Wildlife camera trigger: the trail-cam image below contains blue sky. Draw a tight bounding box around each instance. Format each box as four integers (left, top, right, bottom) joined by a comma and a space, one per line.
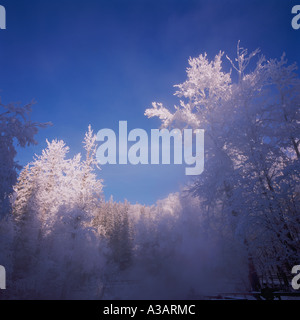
0, 0, 299, 205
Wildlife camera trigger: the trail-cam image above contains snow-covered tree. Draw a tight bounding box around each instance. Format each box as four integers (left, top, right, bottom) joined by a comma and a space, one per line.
145, 42, 300, 289
8, 127, 107, 299
80, 125, 103, 212
13, 126, 103, 227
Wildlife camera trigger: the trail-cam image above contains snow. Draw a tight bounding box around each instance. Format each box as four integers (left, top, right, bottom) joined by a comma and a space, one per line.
0, 43, 299, 299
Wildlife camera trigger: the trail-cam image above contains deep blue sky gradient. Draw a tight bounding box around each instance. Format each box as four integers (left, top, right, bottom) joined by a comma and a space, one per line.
0, 0, 299, 204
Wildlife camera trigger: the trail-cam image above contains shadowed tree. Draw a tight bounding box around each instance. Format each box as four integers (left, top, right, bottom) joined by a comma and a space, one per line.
0, 99, 51, 216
